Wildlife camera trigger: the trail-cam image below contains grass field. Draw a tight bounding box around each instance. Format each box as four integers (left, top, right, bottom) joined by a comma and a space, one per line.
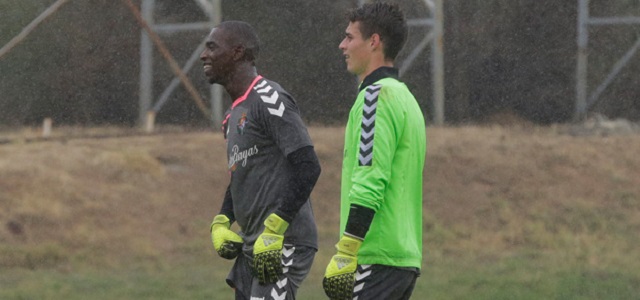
1, 124, 639, 299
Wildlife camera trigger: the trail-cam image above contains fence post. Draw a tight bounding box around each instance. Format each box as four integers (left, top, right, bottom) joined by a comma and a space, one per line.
42, 118, 53, 138
145, 111, 156, 133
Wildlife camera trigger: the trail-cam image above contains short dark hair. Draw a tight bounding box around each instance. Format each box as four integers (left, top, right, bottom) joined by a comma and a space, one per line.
347, 2, 407, 60
217, 21, 260, 62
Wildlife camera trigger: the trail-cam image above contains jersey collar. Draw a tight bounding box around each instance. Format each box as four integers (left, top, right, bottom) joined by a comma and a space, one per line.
231, 75, 264, 109
358, 67, 399, 92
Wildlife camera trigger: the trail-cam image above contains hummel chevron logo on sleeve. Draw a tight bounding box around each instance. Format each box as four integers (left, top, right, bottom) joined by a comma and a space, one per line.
254, 79, 285, 117
256, 85, 272, 94
359, 85, 381, 166
260, 91, 279, 105
255, 80, 268, 89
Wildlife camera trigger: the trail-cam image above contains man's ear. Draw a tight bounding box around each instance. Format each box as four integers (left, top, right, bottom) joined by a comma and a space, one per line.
370, 33, 382, 48
232, 45, 245, 61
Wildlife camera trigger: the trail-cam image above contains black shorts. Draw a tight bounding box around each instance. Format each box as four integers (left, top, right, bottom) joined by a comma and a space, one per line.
226, 244, 316, 300
352, 264, 420, 300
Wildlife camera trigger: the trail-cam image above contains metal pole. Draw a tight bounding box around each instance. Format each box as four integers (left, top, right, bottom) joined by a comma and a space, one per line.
587, 36, 640, 110
588, 16, 640, 26
432, 0, 445, 125
210, 0, 224, 127
400, 31, 435, 77
153, 42, 207, 112
122, 0, 211, 118
138, 0, 154, 126
575, 0, 589, 121
0, 0, 71, 60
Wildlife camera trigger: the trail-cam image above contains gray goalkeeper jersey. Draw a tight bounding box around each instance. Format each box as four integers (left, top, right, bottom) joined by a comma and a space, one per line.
222, 75, 318, 253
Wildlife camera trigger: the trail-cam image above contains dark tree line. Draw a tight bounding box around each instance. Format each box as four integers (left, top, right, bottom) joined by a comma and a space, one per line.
1, 0, 639, 127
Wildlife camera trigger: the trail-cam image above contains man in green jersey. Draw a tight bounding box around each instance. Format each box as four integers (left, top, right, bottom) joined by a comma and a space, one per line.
323, 2, 426, 300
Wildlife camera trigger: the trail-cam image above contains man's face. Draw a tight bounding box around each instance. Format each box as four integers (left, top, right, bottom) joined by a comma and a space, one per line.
339, 21, 371, 77
200, 28, 235, 85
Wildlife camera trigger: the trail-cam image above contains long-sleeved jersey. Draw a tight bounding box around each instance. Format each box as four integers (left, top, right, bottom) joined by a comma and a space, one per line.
340, 67, 426, 269
223, 75, 318, 253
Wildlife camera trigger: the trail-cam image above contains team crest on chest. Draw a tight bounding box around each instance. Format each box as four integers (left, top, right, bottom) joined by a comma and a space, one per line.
237, 112, 248, 135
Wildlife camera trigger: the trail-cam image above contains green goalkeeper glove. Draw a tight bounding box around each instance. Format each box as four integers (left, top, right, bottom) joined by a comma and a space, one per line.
253, 213, 289, 284
323, 235, 363, 300
210, 215, 243, 260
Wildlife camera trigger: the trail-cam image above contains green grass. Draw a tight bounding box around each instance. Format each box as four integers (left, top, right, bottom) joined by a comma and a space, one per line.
2, 255, 639, 300
0, 267, 228, 300
418, 255, 640, 300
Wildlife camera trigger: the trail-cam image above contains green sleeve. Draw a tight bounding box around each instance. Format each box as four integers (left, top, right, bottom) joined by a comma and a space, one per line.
348, 86, 401, 211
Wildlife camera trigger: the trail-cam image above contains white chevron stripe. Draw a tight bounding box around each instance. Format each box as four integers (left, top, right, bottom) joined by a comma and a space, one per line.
277, 277, 288, 289
256, 85, 272, 94
268, 102, 285, 117
367, 84, 382, 91
362, 116, 375, 127
355, 270, 371, 280
365, 90, 380, 101
360, 141, 373, 152
282, 259, 293, 267
283, 247, 295, 257
260, 90, 279, 104
359, 153, 373, 163
353, 282, 365, 293
361, 128, 375, 139
283, 266, 289, 273
361, 265, 372, 270
271, 289, 286, 300
255, 80, 267, 89
363, 102, 377, 114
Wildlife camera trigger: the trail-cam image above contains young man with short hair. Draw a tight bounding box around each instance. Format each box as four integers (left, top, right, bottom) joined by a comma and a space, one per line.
323, 3, 427, 300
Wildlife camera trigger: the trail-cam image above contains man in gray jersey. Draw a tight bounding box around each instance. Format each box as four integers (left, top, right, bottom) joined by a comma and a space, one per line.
201, 21, 321, 300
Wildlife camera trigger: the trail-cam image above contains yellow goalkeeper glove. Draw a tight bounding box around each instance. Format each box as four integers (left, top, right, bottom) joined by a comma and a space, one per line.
253, 213, 289, 284
323, 235, 363, 300
210, 215, 243, 260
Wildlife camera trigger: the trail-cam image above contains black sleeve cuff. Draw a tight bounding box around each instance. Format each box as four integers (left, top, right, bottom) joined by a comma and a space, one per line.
276, 146, 321, 222
219, 184, 235, 224
345, 204, 375, 239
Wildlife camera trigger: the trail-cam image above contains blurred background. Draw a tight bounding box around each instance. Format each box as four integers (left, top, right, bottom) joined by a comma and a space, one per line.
1, 1, 640, 299
1, 0, 639, 129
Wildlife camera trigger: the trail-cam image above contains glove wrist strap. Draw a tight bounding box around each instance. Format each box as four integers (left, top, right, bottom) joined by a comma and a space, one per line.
211, 214, 231, 230
264, 213, 289, 235
336, 235, 363, 256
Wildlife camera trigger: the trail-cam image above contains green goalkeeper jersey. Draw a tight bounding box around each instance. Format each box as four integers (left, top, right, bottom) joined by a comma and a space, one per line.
340, 67, 426, 269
